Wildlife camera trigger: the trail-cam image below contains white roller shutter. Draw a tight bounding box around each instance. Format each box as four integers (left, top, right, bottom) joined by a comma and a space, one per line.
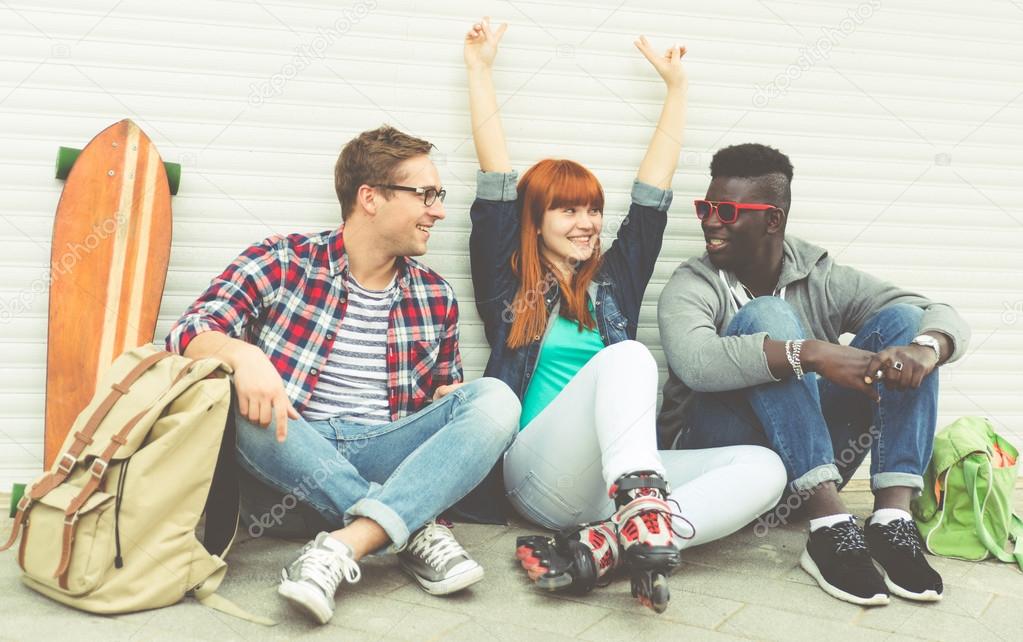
1, 0, 1021, 488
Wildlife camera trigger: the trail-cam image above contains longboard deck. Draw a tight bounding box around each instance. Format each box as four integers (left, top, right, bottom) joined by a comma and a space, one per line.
44, 119, 172, 469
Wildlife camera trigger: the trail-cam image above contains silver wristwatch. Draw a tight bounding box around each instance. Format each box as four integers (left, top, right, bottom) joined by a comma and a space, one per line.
911, 334, 941, 362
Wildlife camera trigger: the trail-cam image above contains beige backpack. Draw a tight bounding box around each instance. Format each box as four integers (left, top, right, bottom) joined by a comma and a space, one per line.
1, 346, 271, 624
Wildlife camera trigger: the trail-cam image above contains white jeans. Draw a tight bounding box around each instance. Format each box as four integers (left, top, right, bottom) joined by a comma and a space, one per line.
504, 340, 787, 548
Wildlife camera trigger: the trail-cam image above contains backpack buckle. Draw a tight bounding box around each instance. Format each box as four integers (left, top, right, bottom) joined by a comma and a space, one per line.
63, 512, 79, 527
57, 453, 77, 474
89, 458, 109, 479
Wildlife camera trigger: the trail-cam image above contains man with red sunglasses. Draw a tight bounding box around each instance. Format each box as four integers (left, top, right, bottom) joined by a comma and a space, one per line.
656, 143, 970, 607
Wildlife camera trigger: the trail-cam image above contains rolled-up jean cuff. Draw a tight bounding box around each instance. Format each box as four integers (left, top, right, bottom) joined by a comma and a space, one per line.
344, 498, 410, 552
791, 464, 842, 492
872, 472, 924, 495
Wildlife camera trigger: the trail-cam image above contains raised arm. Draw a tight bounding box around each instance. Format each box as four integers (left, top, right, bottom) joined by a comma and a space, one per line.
634, 36, 688, 189
465, 17, 512, 172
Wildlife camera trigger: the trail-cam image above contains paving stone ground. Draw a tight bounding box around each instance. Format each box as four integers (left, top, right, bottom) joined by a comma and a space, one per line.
1, 490, 1021, 641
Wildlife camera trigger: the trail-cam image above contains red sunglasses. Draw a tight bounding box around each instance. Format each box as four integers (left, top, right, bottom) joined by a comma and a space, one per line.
694, 200, 778, 224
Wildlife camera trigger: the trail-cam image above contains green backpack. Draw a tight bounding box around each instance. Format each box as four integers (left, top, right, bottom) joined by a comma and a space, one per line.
912, 417, 1023, 571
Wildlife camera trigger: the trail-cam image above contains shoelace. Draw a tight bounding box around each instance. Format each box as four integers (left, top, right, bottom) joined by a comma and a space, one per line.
829, 521, 869, 554
880, 519, 924, 556
409, 522, 468, 570
297, 545, 361, 595
651, 500, 697, 541
612, 497, 696, 542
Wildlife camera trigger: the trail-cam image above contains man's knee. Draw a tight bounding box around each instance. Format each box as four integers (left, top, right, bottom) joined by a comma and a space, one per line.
727, 296, 806, 338
234, 409, 274, 457
460, 377, 520, 447
870, 303, 923, 336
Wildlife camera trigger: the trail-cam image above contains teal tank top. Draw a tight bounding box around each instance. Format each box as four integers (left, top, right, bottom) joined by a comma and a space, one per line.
519, 308, 604, 429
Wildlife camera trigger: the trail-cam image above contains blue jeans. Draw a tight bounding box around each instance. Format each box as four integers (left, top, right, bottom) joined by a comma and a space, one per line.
235, 378, 520, 550
676, 298, 937, 494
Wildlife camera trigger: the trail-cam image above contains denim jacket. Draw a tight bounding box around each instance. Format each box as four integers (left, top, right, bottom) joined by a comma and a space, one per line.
469, 170, 672, 400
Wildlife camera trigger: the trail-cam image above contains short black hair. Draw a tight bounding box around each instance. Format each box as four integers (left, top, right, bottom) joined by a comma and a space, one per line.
710, 143, 793, 213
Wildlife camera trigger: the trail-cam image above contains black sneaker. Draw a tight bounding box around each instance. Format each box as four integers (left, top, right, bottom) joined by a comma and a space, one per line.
865, 517, 943, 602
800, 518, 890, 606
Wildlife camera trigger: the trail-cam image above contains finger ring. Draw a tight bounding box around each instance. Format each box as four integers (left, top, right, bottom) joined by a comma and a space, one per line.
893, 361, 904, 371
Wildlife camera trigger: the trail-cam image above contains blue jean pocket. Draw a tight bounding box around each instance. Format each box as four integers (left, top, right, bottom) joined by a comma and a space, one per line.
506, 471, 582, 530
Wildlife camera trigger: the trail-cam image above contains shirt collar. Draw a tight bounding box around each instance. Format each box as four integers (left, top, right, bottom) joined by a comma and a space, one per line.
327, 226, 348, 277
327, 226, 411, 286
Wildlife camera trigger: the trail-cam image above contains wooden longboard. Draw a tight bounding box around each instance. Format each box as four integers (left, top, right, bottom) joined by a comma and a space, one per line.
44, 119, 173, 469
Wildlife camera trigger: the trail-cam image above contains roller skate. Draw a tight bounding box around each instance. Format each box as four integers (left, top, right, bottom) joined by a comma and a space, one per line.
610, 470, 682, 613
515, 520, 619, 594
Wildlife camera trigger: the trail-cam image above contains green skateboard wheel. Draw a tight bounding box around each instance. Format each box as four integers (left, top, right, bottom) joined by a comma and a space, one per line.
55, 145, 180, 195
55, 146, 81, 180
9, 483, 25, 518
164, 161, 181, 195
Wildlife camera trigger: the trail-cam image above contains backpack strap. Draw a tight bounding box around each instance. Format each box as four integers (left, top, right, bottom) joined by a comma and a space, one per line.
53, 359, 199, 585
192, 562, 276, 626
923, 468, 953, 556
1009, 513, 1023, 570
37, 351, 174, 496
0, 351, 173, 555
964, 458, 1023, 571
54, 406, 148, 585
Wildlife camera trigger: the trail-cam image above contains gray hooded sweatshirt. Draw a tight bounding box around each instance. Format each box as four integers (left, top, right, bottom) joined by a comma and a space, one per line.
656, 235, 971, 447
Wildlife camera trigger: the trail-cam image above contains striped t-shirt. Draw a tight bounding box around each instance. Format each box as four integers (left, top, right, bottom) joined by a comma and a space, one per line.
303, 276, 397, 424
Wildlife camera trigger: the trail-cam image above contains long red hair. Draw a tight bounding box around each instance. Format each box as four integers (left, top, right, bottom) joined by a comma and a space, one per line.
507, 159, 605, 349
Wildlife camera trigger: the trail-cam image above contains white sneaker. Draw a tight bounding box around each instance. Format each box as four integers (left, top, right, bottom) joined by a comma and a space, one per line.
398, 521, 484, 595
278, 532, 361, 624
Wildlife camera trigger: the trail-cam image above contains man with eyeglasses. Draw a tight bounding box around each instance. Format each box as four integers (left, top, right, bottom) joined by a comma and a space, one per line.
165, 125, 519, 624
656, 143, 969, 607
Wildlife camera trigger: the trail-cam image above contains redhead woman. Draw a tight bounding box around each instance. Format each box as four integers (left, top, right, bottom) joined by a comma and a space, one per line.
464, 17, 787, 612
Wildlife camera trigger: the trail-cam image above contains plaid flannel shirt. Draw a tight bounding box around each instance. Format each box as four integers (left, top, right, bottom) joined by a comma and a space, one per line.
165, 228, 462, 420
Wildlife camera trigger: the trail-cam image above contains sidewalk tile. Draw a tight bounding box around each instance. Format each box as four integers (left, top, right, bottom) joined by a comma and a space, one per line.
578, 610, 748, 641
721, 604, 922, 642
385, 561, 609, 637
952, 559, 1023, 597
927, 584, 995, 617
780, 564, 816, 586
536, 577, 744, 630
684, 538, 800, 580
442, 618, 576, 642
0, 612, 144, 641
364, 603, 471, 640
678, 561, 862, 623
979, 594, 1023, 633
855, 595, 1006, 642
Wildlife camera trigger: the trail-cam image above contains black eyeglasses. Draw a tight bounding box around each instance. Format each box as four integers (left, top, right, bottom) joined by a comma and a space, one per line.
374, 184, 446, 207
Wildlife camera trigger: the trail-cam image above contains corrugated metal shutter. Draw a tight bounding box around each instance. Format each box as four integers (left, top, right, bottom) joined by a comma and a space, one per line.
1, 0, 1021, 488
